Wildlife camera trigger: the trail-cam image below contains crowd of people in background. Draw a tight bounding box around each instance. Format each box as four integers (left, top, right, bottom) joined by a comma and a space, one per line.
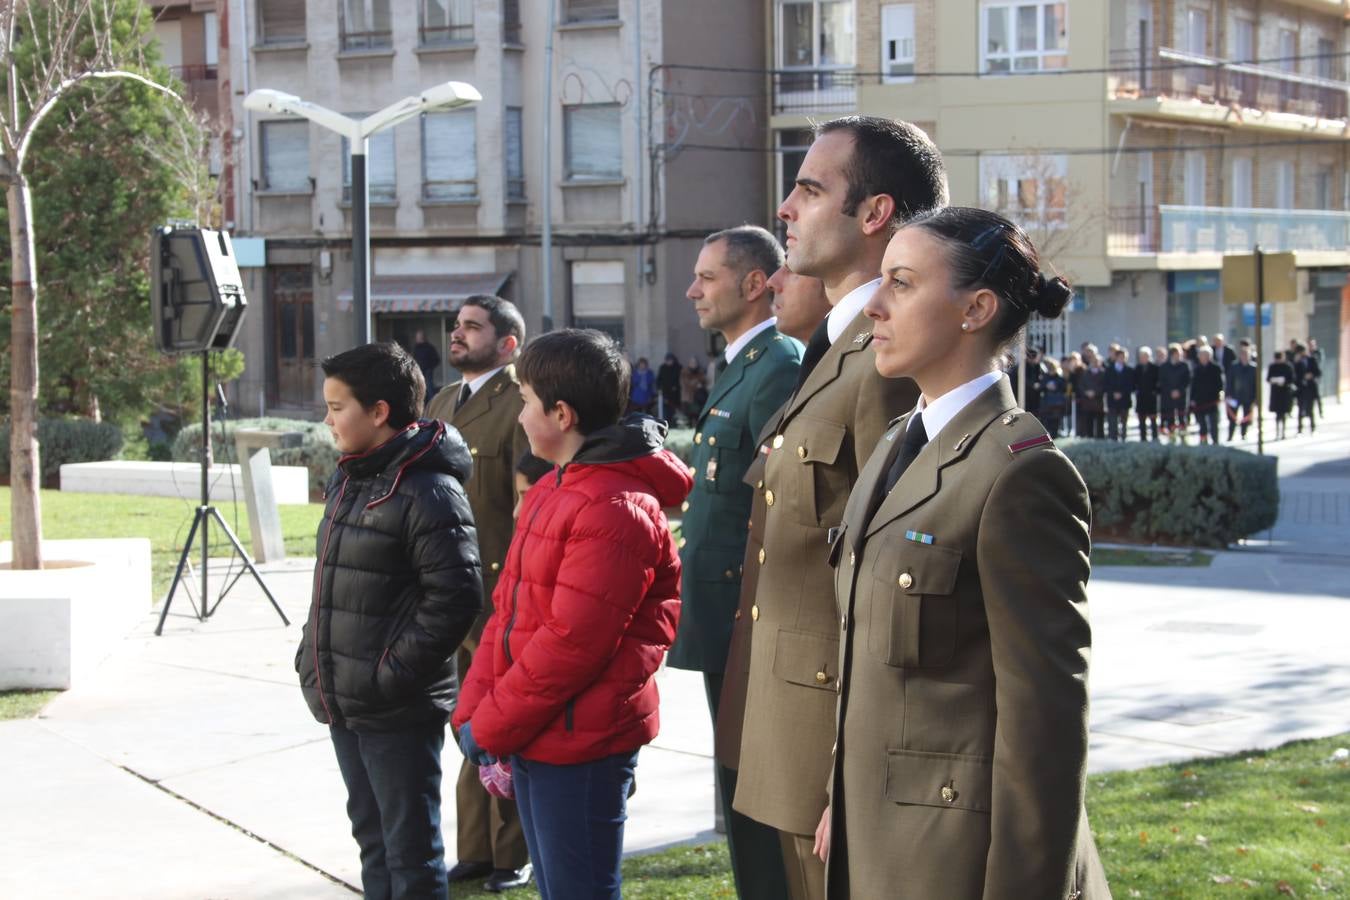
1015, 333, 1325, 445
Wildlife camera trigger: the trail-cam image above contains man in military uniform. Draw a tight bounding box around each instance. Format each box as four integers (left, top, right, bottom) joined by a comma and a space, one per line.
723, 116, 947, 900
667, 225, 803, 900
425, 295, 533, 893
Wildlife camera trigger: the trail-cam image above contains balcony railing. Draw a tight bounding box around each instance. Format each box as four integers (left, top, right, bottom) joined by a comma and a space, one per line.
772, 68, 859, 115
1109, 205, 1350, 255
171, 64, 218, 82
420, 23, 474, 46
1109, 46, 1349, 121
340, 29, 393, 51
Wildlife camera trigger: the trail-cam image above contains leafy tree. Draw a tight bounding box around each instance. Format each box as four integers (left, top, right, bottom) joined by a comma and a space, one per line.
1, 0, 212, 568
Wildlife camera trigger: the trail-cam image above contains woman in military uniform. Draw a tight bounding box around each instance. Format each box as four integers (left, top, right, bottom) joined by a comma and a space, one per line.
818, 207, 1110, 899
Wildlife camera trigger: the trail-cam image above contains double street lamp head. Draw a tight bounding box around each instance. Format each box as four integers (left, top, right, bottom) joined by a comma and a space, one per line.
242, 82, 482, 139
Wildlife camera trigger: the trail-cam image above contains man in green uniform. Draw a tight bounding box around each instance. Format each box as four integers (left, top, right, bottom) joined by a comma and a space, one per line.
667, 225, 803, 899
425, 295, 533, 893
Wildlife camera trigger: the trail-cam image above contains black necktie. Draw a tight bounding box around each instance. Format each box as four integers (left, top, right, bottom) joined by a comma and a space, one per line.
883, 411, 929, 495
455, 383, 472, 412
716, 356, 729, 375
793, 320, 832, 392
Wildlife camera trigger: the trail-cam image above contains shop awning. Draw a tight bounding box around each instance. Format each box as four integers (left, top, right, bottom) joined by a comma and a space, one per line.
337, 272, 513, 313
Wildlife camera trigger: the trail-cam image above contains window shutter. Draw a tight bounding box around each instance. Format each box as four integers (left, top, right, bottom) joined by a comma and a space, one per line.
423, 110, 478, 200
263, 121, 309, 191
565, 0, 619, 24
505, 107, 525, 199
260, 0, 305, 43
565, 105, 622, 181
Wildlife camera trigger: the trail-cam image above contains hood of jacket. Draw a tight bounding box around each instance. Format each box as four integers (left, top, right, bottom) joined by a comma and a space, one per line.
563, 414, 691, 508
338, 419, 472, 484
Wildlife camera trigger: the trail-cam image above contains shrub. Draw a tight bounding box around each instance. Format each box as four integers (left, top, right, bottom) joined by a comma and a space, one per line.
173, 417, 337, 496
0, 417, 124, 481
665, 428, 695, 466
1060, 439, 1279, 548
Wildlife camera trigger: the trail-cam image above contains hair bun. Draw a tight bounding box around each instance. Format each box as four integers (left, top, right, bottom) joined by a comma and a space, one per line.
1032, 274, 1073, 319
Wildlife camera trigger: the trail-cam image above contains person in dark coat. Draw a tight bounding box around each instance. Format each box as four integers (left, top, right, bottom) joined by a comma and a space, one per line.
1133, 346, 1160, 441
1267, 350, 1296, 440
412, 329, 442, 396
1039, 358, 1068, 437
1225, 345, 1258, 441
1158, 343, 1192, 443
1309, 338, 1325, 417
302, 342, 484, 900
657, 352, 683, 422
1075, 347, 1106, 438
1104, 347, 1135, 441
1190, 346, 1225, 444
1294, 344, 1321, 435
1020, 346, 1047, 417
1211, 333, 1237, 371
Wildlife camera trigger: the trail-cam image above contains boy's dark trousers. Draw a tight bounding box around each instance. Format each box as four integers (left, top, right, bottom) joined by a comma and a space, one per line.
331, 722, 448, 900
511, 750, 640, 900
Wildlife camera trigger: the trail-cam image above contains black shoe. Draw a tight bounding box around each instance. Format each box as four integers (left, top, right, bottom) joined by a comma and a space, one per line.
484, 864, 533, 892
448, 861, 493, 882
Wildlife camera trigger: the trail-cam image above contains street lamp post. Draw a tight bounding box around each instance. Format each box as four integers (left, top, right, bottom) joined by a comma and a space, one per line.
244, 82, 482, 345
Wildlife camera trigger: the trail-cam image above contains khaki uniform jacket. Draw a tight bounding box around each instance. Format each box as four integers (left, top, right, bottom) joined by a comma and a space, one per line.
825, 377, 1110, 900
725, 311, 919, 836
426, 366, 528, 644
668, 326, 802, 674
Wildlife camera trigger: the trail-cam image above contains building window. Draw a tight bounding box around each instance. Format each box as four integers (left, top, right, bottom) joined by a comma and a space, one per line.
421, 0, 473, 45
881, 4, 916, 83
564, 0, 619, 24
258, 0, 305, 45
777, 0, 855, 69
1230, 157, 1252, 208
1183, 150, 1206, 207
1182, 7, 1208, 57
979, 154, 1068, 228
564, 104, 622, 182
422, 110, 477, 200
1313, 168, 1333, 209
341, 0, 392, 50
261, 121, 310, 192
981, 1, 1067, 73
341, 128, 397, 203
570, 261, 626, 342
1315, 37, 1335, 80
1274, 160, 1294, 209
503, 0, 522, 43
204, 12, 219, 67
1229, 16, 1254, 62
505, 107, 525, 200
775, 129, 812, 235
1277, 28, 1297, 73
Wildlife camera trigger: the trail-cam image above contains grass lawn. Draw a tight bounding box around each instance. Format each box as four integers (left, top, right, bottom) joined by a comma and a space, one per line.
0, 487, 325, 600
1093, 547, 1214, 567
0, 690, 58, 720
455, 734, 1347, 899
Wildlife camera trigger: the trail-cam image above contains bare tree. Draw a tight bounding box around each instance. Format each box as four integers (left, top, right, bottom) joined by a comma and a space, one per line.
1, 0, 188, 569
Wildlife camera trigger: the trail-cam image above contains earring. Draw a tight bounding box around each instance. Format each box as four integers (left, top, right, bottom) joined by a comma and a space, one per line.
961, 322, 970, 332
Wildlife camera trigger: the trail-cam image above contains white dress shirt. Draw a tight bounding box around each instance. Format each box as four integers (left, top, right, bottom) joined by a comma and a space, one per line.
827, 277, 882, 345
723, 317, 778, 364
910, 371, 1006, 441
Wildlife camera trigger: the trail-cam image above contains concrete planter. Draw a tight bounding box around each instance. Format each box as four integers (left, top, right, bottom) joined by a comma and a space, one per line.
0, 539, 152, 690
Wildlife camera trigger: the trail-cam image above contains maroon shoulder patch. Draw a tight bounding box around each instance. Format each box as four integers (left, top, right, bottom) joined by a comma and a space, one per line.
1008, 434, 1053, 455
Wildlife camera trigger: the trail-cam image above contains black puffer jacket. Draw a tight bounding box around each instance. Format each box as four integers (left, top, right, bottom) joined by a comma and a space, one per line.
298, 420, 483, 732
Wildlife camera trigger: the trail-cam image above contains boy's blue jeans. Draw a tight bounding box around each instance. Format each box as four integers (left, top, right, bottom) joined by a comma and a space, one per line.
512, 750, 640, 900
330, 722, 448, 900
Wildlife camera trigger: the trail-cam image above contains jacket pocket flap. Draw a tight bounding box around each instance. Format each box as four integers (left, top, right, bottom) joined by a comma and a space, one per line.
873, 541, 962, 595
884, 748, 992, 812
468, 434, 505, 458
701, 423, 744, 450
771, 627, 840, 690
794, 416, 846, 464
692, 546, 745, 584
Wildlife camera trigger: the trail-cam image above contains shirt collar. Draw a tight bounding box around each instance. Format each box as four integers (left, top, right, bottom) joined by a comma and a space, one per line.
827, 277, 881, 345
466, 365, 506, 398
723, 317, 776, 364
911, 371, 1005, 442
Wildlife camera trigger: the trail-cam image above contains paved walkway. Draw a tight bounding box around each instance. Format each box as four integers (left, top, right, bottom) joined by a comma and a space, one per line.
2, 403, 1347, 898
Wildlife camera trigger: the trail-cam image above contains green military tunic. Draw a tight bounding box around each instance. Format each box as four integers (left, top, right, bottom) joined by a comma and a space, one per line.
667, 324, 802, 673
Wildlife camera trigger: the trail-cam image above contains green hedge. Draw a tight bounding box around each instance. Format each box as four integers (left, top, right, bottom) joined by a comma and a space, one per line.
0, 417, 124, 481
1061, 439, 1279, 548
172, 417, 338, 497
665, 428, 696, 466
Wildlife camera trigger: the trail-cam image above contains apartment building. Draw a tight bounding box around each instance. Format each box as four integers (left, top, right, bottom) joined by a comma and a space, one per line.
150, 0, 221, 121
766, 0, 1349, 393
206, 0, 765, 414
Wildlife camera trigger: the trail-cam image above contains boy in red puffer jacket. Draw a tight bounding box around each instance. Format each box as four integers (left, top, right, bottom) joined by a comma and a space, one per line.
453, 329, 692, 900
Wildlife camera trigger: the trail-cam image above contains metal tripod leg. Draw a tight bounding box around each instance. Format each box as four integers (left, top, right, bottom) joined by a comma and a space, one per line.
155, 506, 209, 636
203, 506, 290, 626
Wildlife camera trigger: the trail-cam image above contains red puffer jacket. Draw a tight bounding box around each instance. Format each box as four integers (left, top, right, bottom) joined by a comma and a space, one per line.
453, 416, 692, 765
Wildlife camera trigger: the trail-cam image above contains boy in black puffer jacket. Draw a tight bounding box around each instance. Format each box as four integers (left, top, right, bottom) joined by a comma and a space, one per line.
299, 341, 483, 900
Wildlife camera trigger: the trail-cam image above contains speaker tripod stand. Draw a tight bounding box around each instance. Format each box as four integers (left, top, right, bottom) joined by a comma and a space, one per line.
155, 352, 290, 636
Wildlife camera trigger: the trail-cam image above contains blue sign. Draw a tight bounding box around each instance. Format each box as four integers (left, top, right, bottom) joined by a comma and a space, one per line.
1241, 303, 1272, 327
1168, 270, 1222, 294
